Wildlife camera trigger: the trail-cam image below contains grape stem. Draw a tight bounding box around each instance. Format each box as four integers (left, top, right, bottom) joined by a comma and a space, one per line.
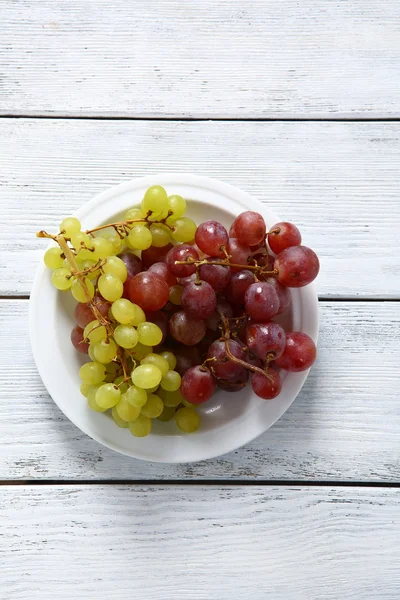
174, 256, 277, 277
220, 315, 274, 382
37, 230, 111, 328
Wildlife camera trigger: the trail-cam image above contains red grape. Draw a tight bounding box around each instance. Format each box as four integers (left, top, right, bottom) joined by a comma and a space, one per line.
181, 280, 217, 319
252, 368, 282, 400
207, 339, 246, 380
274, 246, 320, 288
141, 243, 173, 269
218, 368, 249, 392
226, 269, 255, 306
233, 211, 266, 247
145, 310, 168, 343
198, 259, 231, 292
74, 296, 110, 328
178, 273, 197, 287
252, 252, 275, 271
245, 351, 263, 369
206, 299, 234, 331
195, 220, 229, 257
125, 271, 169, 311
265, 277, 291, 314
229, 222, 237, 237
148, 261, 177, 287
227, 238, 252, 272
166, 244, 199, 277
244, 281, 280, 321
181, 366, 216, 404
174, 345, 202, 375
118, 251, 143, 276
275, 332, 316, 372
74, 303, 94, 329
246, 322, 286, 359
71, 325, 89, 354
268, 222, 301, 255
169, 310, 206, 345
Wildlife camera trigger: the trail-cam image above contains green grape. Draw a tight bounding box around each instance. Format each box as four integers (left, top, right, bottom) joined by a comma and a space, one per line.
76, 259, 99, 280
141, 393, 163, 418
130, 304, 146, 326
159, 351, 176, 371
169, 284, 183, 305
106, 361, 120, 377
126, 385, 147, 408
160, 370, 181, 392
137, 322, 163, 346
103, 256, 128, 282
114, 376, 129, 394
129, 415, 152, 437
182, 398, 197, 408
131, 364, 162, 389
125, 207, 145, 222
60, 216, 81, 237
129, 342, 153, 361
88, 386, 107, 412
114, 324, 139, 349
128, 224, 152, 250
44, 247, 64, 270
141, 353, 169, 377
83, 320, 107, 344
129, 414, 152, 437
166, 195, 187, 222
80, 361, 106, 385
88, 344, 96, 361
51, 268, 72, 291
93, 338, 117, 364
102, 232, 123, 254
76, 247, 95, 261
146, 384, 160, 393
71, 277, 94, 303
175, 407, 200, 433
98, 273, 123, 302
158, 387, 183, 408
116, 394, 141, 422
171, 217, 197, 243
80, 382, 94, 397
92, 237, 114, 259
157, 405, 177, 422
71, 231, 92, 250
111, 298, 136, 324
95, 383, 121, 409
141, 185, 169, 220
150, 223, 171, 248
111, 405, 130, 428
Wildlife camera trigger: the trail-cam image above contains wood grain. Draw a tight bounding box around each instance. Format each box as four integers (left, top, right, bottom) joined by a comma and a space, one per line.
1, 1, 400, 118
1, 118, 400, 298
2, 484, 400, 599
1, 299, 399, 481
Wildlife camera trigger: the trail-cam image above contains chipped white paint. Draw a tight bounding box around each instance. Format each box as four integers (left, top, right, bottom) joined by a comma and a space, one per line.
1, 119, 399, 298
1, 1, 400, 117
1, 300, 399, 481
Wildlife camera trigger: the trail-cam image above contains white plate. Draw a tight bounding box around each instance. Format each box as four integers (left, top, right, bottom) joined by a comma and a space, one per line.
30, 174, 319, 463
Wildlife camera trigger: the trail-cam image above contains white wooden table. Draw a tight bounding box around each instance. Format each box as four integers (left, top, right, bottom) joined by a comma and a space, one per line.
1, 2, 400, 598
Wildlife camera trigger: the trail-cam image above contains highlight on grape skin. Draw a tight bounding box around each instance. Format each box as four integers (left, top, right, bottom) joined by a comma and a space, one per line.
37, 184, 319, 438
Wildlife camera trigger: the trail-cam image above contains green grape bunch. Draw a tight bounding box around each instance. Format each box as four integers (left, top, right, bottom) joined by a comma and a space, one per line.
38, 185, 201, 437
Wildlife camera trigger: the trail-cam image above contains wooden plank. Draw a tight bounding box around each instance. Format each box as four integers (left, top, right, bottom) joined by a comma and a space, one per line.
1, 1, 400, 118
1, 118, 400, 298
2, 484, 400, 599
1, 299, 399, 481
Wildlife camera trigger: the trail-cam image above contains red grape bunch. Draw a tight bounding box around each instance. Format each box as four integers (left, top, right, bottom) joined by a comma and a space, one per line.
38, 185, 319, 438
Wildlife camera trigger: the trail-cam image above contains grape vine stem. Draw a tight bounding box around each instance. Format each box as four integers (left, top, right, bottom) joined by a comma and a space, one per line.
220, 315, 273, 382
175, 256, 278, 277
